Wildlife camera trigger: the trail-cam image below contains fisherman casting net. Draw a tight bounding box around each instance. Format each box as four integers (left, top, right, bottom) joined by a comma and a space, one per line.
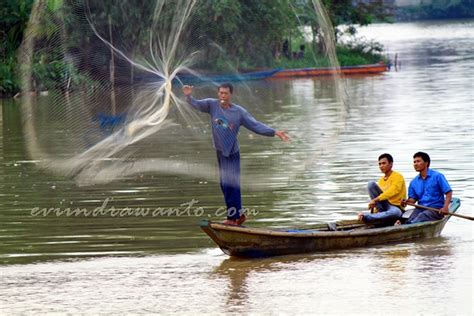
18, 0, 346, 187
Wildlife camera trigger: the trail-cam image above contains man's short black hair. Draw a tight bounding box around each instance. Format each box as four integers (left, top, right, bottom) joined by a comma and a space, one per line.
413, 151, 430, 167
378, 153, 393, 163
218, 83, 233, 94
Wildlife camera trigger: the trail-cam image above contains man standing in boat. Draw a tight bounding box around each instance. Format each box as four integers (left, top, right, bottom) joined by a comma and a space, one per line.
182, 83, 290, 226
400, 152, 452, 224
358, 153, 406, 225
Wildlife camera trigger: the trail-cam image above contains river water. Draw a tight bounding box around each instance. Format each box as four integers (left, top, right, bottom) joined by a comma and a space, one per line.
1, 20, 473, 314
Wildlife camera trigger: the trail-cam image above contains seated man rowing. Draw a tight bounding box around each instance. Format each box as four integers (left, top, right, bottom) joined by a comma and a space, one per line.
358, 153, 406, 226
398, 152, 452, 224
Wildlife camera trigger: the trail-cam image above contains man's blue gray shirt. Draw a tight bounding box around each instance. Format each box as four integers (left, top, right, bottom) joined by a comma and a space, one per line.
186, 96, 275, 157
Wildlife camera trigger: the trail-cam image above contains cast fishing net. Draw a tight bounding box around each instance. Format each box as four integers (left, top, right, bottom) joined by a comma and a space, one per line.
18, 0, 346, 187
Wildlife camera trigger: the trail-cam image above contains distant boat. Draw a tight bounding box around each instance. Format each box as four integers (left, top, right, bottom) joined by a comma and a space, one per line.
200, 197, 461, 258
271, 62, 388, 78
176, 68, 282, 83
135, 63, 387, 84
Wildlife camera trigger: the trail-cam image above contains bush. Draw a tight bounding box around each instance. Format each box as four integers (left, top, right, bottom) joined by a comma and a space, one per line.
275, 41, 385, 69
336, 43, 385, 66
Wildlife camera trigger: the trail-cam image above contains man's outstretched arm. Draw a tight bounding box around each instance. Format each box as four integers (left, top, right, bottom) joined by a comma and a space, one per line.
182, 85, 210, 113
241, 110, 290, 142
275, 130, 290, 142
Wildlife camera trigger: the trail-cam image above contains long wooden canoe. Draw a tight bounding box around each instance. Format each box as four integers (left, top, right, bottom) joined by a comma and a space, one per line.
200, 198, 461, 258
176, 68, 282, 83
270, 62, 388, 78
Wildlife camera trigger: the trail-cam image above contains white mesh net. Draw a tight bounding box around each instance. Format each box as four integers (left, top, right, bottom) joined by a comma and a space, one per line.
18, 0, 345, 186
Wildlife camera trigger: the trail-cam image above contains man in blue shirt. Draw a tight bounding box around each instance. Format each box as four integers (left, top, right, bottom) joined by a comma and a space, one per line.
402, 152, 452, 224
183, 83, 290, 225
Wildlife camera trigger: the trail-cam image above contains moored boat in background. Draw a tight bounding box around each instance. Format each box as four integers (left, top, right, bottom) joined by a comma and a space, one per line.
176, 68, 282, 83
136, 63, 388, 84
271, 62, 388, 78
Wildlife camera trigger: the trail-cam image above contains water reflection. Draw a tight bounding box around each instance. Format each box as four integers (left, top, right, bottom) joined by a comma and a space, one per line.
208, 237, 462, 314
0, 237, 470, 314
213, 254, 322, 308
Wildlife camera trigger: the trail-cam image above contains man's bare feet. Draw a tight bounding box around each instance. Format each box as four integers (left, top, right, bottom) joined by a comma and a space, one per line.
223, 214, 246, 226
358, 213, 365, 222
236, 214, 246, 225
223, 219, 239, 226
394, 220, 402, 226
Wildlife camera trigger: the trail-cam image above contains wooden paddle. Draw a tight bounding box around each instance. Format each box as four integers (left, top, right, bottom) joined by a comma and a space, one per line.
406, 202, 474, 221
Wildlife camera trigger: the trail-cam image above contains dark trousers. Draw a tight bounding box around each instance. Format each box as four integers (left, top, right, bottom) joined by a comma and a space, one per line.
406, 207, 444, 224
216, 151, 242, 220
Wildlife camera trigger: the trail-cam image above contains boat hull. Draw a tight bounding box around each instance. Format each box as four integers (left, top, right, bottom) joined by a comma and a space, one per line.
200, 198, 460, 258
271, 63, 388, 78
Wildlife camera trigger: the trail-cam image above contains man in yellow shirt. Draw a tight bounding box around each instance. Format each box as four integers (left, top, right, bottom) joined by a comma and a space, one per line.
358, 153, 406, 225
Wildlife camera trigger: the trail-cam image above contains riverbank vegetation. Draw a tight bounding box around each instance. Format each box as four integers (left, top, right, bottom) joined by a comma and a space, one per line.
273, 38, 385, 70
1, 0, 390, 98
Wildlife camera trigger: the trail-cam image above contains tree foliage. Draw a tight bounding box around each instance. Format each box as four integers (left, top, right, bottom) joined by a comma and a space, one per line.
0, 0, 34, 96
396, 0, 474, 20
189, 0, 299, 69
0, 0, 34, 57
1, 0, 392, 96
322, 0, 392, 27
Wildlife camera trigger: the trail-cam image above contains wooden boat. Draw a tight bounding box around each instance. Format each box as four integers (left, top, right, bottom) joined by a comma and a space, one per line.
270, 62, 388, 78
200, 197, 461, 258
176, 68, 282, 83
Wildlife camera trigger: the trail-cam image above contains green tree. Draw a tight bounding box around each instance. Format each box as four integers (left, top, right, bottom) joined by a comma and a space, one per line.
2, 0, 391, 97
323, 0, 391, 27
189, 0, 299, 69
0, 0, 34, 57
0, 0, 34, 96
397, 0, 474, 20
